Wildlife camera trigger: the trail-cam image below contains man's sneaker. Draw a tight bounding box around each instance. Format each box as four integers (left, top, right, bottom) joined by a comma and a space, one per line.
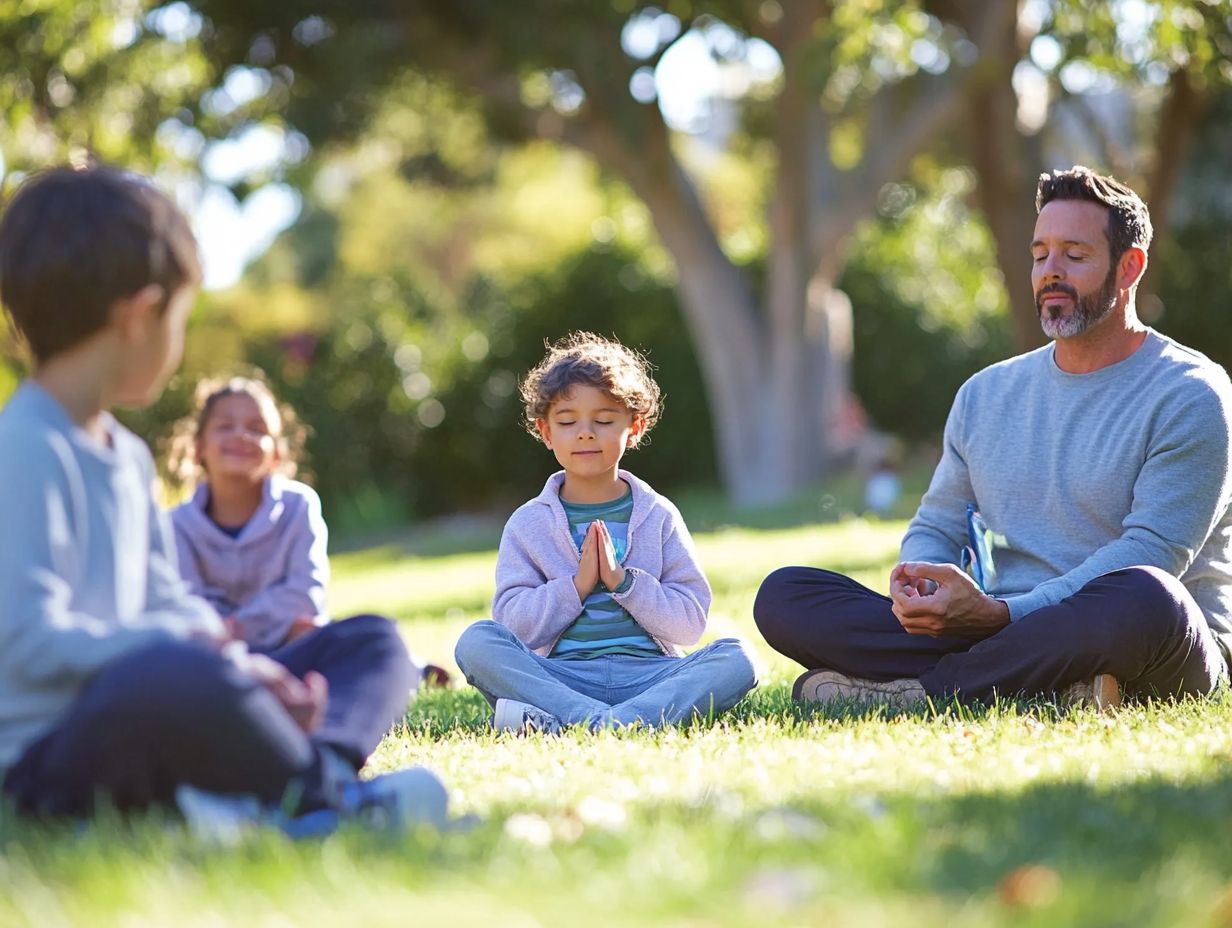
1064, 673, 1122, 711
493, 698, 563, 735
792, 669, 927, 708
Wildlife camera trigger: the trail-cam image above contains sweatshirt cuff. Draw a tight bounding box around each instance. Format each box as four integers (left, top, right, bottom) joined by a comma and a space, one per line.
1001, 590, 1056, 623
613, 568, 635, 594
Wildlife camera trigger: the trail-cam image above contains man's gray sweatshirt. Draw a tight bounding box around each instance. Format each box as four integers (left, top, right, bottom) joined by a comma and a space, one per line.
901, 330, 1232, 647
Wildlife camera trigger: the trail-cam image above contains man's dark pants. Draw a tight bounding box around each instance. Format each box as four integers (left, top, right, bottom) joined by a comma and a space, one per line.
754, 566, 1226, 700
1, 614, 416, 817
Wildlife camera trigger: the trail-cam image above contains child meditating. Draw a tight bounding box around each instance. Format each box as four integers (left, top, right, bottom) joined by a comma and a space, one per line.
455, 332, 757, 732
0, 165, 446, 834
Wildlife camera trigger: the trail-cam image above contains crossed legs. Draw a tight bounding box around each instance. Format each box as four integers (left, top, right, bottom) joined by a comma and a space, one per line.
455, 620, 758, 728
753, 565, 1226, 702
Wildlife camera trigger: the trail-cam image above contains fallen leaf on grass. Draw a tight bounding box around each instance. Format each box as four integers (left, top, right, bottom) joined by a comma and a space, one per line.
997, 863, 1061, 908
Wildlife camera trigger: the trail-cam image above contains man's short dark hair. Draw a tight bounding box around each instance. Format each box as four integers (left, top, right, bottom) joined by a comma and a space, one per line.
1036, 165, 1153, 263
0, 165, 201, 363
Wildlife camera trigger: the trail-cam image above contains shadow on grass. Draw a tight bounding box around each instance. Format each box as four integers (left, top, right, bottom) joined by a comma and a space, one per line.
5, 683, 1232, 927
404, 680, 1072, 737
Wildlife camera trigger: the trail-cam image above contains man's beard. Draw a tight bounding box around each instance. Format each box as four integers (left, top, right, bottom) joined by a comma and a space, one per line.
1036, 266, 1118, 339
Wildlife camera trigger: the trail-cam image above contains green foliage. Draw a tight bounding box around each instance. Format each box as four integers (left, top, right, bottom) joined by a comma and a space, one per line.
1151, 89, 1232, 373
416, 244, 715, 513
0, 0, 214, 182
843, 168, 1013, 438
1153, 223, 1232, 374
1050, 0, 1232, 83
239, 243, 713, 528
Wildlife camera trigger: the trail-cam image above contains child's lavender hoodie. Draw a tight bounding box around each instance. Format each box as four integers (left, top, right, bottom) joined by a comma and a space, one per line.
170, 475, 329, 651
493, 469, 711, 657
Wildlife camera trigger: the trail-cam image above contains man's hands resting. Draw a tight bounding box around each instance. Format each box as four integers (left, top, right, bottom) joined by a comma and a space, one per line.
889, 561, 1010, 638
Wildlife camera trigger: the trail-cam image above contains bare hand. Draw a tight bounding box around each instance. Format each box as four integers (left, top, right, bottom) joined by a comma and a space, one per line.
241, 653, 329, 733
574, 521, 601, 600
889, 561, 1009, 638
284, 616, 318, 643
595, 520, 626, 592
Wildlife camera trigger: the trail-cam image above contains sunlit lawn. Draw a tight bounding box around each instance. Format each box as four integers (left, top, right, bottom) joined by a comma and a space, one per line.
4, 493, 1232, 927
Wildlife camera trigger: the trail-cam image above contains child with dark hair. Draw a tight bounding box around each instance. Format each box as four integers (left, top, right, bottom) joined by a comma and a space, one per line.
454, 332, 757, 733
0, 165, 447, 833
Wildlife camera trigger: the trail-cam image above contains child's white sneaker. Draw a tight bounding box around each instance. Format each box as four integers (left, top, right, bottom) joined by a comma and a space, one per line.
493, 698, 562, 735
175, 785, 263, 844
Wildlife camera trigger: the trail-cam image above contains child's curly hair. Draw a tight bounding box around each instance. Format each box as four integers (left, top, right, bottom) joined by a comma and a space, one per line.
167, 372, 308, 491
520, 332, 662, 447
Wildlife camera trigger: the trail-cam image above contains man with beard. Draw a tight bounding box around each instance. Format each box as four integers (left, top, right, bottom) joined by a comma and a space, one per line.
754, 166, 1232, 707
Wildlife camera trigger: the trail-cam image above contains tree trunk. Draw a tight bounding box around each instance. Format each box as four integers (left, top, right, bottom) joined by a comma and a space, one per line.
574, 83, 854, 505
565, 5, 981, 505
960, 0, 1045, 353
639, 167, 854, 506
1140, 67, 1210, 304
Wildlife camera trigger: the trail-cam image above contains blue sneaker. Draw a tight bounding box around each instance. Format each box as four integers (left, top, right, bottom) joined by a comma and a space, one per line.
280, 766, 451, 838
340, 766, 450, 829
179, 767, 450, 841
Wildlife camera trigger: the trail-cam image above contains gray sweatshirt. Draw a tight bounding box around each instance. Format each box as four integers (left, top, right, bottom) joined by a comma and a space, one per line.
170, 476, 330, 651
901, 330, 1232, 645
0, 382, 221, 772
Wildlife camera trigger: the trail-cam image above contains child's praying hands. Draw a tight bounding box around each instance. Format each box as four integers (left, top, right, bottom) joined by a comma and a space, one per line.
595, 520, 626, 592
573, 521, 601, 600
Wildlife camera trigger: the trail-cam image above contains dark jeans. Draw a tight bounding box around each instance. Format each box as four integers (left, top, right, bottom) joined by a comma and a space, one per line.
2, 614, 416, 817
754, 565, 1226, 702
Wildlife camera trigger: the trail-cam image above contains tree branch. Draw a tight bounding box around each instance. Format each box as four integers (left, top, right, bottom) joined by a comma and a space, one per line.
1145, 66, 1210, 239
805, 0, 1012, 270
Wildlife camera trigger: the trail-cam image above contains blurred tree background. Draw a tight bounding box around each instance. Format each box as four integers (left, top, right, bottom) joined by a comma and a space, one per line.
1, 0, 1229, 533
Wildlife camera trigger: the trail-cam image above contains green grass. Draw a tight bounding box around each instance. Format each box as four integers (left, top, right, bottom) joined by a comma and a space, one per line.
5, 509, 1232, 928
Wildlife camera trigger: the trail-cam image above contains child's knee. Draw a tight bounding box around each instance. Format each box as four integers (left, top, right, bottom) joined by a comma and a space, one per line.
453, 620, 508, 675
331, 612, 398, 640
706, 637, 760, 691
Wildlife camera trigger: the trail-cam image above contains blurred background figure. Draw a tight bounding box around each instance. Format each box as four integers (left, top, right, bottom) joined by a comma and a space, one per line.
864, 458, 902, 519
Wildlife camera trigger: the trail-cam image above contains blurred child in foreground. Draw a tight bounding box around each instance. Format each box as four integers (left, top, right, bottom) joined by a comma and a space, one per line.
0, 165, 446, 833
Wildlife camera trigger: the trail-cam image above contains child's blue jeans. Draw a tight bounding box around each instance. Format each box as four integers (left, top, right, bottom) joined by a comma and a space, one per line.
454, 619, 758, 727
